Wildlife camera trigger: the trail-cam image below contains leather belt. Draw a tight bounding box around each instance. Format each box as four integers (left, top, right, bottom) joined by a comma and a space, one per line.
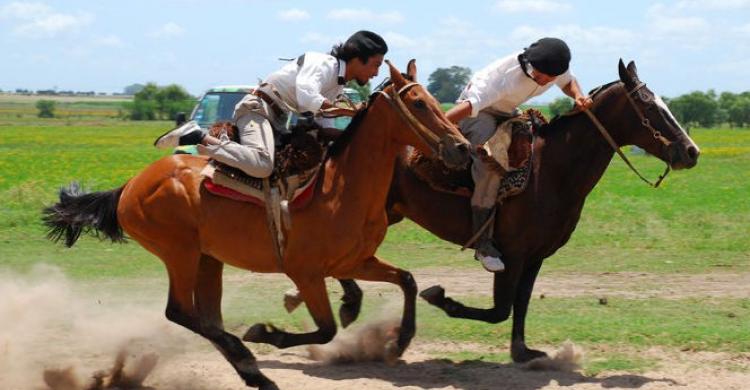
253, 90, 284, 118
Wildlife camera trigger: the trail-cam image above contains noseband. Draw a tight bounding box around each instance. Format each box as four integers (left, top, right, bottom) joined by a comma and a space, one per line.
376, 82, 444, 158
584, 82, 671, 188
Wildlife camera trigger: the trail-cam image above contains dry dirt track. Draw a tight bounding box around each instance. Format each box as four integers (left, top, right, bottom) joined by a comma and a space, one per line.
2, 267, 748, 390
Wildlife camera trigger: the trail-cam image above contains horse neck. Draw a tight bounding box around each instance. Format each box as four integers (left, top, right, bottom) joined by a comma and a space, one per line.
325, 99, 401, 210
535, 92, 632, 200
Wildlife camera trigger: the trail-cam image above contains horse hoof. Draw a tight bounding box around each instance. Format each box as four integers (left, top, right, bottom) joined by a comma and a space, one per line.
511, 345, 548, 363
243, 323, 271, 343
258, 379, 280, 390
419, 285, 445, 306
339, 304, 361, 328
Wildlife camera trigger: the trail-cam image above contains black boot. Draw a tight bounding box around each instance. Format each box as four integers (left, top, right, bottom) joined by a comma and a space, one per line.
471, 206, 505, 272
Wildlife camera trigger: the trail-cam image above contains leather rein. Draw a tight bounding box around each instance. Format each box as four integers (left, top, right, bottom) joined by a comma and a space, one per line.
583, 82, 671, 188
376, 82, 443, 158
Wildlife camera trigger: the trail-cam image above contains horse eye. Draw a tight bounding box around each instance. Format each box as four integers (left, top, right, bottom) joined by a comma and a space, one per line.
414, 99, 427, 109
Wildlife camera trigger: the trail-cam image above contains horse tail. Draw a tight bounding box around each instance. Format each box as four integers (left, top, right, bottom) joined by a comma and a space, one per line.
42, 182, 125, 248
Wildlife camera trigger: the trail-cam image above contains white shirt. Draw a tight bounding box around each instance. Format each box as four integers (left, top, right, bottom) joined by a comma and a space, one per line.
458, 51, 574, 117
260, 51, 346, 114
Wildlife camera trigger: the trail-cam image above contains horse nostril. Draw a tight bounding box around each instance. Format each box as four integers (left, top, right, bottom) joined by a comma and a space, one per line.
456, 142, 470, 153
687, 145, 699, 160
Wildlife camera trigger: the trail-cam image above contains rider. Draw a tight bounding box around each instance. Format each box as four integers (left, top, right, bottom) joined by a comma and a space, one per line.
445, 37, 593, 273
155, 30, 388, 178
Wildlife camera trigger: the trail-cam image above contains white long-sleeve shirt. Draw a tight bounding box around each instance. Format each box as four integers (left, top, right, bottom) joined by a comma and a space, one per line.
259, 51, 346, 114
458, 51, 574, 117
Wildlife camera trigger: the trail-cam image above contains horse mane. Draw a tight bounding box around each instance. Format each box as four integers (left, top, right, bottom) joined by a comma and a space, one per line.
327, 73, 416, 158
538, 80, 620, 137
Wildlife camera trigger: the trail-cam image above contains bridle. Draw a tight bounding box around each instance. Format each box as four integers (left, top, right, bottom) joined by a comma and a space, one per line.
583, 81, 672, 188
375, 82, 444, 158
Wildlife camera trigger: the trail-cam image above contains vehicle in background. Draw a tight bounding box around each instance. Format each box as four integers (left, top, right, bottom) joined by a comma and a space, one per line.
176, 86, 365, 131
175, 85, 254, 128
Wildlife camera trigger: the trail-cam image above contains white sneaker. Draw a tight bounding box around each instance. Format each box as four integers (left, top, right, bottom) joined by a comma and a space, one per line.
475, 252, 506, 272
154, 120, 202, 149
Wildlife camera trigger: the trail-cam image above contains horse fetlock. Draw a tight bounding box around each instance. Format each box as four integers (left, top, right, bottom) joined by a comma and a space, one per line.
338, 302, 361, 328
419, 285, 446, 306
283, 289, 303, 313
243, 323, 281, 345
399, 271, 418, 295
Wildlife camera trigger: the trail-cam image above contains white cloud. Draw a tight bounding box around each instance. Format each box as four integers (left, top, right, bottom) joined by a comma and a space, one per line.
645, 4, 710, 47
278, 8, 310, 22
493, 0, 572, 13
301, 32, 335, 45
93, 34, 124, 48
0, 1, 93, 38
326, 8, 404, 24
736, 23, 750, 34
509, 24, 637, 54
383, 31, 418, 49
150, 22, 185, 38
676, 0, 750, 9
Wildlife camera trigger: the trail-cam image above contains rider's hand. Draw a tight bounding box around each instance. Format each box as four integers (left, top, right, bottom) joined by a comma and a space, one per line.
574, 95, 593, 111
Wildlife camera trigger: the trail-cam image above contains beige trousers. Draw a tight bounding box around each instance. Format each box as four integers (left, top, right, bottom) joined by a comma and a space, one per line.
197, 95, 287, 178
460, 110, 515, 209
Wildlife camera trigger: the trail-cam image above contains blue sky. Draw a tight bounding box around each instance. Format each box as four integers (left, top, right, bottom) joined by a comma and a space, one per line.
1, 0, 748, 102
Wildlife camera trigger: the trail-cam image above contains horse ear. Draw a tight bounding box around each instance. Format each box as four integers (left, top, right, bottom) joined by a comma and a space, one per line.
406, 59, 417, 81
626, 61, 641, 84
386, 59, 407, 87
618, 58, 637, 89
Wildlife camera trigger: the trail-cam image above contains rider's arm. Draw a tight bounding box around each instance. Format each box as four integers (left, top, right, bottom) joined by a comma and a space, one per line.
560, 74, 593, 110
446, 101, 472, 124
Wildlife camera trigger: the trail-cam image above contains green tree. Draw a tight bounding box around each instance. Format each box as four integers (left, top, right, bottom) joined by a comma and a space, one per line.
36, 99, 56, 118
727, 96, 750, 127
126, 82, 194, 120
155, 84, 194, 120
548, 97, 574, 116
123, 83, 145, 95
667, 91, 720, 128
427, 66, 472, 103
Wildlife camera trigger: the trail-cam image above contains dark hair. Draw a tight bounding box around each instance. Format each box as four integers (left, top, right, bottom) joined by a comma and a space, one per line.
331, 30, 388, 63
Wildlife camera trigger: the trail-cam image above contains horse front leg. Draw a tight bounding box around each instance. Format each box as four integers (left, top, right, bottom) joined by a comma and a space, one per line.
419, 268, 519, 324
281, 279, 363, 329
341, 256, 417, 357
338, 279, 363, 327
244, 275, 337, 348
510, 259, 548, 363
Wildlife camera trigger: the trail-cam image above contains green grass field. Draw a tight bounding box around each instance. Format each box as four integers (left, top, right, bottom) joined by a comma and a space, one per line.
1, 115, 748, 373
0, 94, 130, 121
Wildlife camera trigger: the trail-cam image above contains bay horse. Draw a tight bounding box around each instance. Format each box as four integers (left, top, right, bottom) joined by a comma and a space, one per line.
329, 60, 700, 363
42, 61, 471, 390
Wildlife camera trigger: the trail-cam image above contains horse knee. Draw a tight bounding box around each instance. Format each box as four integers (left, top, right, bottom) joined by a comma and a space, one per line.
399, 271, 417, 296
485, 306, 512, 324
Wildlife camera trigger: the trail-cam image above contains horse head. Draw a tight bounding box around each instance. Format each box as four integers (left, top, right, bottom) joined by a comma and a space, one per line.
615, 59, 700, 170
382, 60, 471, 169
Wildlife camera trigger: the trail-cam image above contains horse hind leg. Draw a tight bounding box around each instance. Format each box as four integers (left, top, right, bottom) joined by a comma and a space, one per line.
244, 276, 337, 348
162, 250, 277, 389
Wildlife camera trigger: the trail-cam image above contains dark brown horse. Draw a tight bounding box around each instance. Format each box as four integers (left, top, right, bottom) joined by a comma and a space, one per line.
42, 61, 470, 390
331, 60, 700, 363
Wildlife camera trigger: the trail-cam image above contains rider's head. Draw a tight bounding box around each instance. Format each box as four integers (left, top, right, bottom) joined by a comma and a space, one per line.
332, 30, 388, 86
521, 37, 571, 86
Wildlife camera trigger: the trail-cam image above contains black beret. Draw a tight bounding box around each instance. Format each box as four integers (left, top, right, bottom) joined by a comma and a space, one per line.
523, 37, 571, 76
345, 30, 388, 54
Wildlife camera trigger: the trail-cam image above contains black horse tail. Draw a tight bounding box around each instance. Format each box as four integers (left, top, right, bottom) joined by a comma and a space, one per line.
42, 182, 126, 248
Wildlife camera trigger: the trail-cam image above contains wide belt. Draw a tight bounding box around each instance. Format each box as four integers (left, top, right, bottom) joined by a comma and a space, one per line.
253, 90, 284, 118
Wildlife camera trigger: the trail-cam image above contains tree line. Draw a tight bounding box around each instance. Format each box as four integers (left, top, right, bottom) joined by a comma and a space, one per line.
426, 66, 750, 128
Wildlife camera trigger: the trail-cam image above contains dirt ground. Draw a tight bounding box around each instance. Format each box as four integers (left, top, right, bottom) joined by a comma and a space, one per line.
2, 268, 748, 390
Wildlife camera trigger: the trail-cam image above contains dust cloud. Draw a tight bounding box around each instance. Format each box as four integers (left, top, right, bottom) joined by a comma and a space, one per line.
0, 265, 189, 390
